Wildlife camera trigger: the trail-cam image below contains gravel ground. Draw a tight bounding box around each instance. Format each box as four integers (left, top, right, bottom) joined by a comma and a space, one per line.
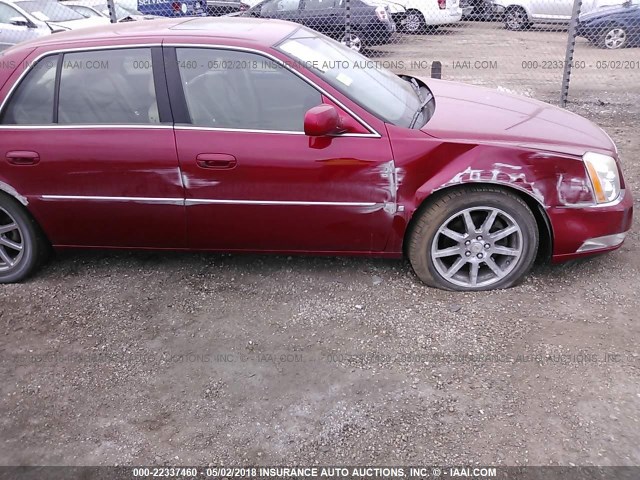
0, 24, 639, 467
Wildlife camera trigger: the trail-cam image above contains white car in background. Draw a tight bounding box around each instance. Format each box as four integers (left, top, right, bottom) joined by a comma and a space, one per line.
0, 0, 109, 49
391, 0, 462, 33
492, 0, 631, 30
60, 0, 159, 21
241, 0, 461, 33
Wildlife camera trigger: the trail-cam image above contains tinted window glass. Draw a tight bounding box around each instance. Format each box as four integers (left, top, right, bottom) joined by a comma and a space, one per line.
176, 48, 322, 131
261, 0, 300, 14
304, 0, 337, 9
1, 56, 57, 125
58, 48, 159, 124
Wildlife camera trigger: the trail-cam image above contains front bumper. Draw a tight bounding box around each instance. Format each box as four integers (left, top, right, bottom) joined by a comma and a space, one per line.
550, 189, 634, 262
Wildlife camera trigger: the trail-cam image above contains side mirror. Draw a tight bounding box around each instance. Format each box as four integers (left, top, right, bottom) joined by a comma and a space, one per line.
9, 17, 31, 27
304, 104, 344, 137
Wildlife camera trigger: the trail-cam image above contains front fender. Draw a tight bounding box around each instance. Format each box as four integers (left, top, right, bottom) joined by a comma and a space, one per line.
384, 125, 596, 252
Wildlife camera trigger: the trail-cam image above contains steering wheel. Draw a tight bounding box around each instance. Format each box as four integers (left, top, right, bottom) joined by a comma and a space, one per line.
185, 72, 234, 127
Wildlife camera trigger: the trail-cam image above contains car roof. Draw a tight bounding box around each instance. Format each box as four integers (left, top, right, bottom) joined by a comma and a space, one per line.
12, 17, 302, 50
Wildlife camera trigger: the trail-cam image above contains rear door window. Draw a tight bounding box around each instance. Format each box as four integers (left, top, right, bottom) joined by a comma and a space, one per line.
0, 55, 58, 125
1, 48, 162, 125
58, 48, 159, 124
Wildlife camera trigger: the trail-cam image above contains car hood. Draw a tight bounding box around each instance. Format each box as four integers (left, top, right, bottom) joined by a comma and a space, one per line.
419, 78, 616, 156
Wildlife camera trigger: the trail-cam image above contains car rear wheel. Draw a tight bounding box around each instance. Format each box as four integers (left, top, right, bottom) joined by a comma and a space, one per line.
340, 32, 363, 52
408, 187, 539, 291
402, 10, 426, 34
599, 25, 627, 49
504, 6, 530, 30
0, 194, 46, 283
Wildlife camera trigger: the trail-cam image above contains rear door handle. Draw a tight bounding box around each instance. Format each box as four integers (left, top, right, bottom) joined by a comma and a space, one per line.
6, 150, 40, 165
196, 153, 237, 170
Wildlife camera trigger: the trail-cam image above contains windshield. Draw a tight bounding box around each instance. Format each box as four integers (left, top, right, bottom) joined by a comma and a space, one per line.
276, 29, 430, 128
17, 0, 85, 21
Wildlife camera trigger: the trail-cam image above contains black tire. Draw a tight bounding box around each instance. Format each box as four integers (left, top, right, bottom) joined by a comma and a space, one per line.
402, 9, 426, 34
504, 6, 530, 30
597, 24, 627, 49
407, 186, 539, 291
0, 193, 47, 283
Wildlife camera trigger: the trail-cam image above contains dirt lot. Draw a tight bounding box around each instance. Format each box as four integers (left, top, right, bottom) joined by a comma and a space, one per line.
1, 23, 639, 467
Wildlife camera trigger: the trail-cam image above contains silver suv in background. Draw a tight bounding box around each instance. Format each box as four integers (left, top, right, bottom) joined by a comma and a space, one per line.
492, 0, 631, 29
0, 0, 108, 49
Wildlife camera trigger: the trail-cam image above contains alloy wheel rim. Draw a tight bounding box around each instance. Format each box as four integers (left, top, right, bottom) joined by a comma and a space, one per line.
0, 207, 24, 272
507, 11, 524, 29
430, 206, 524, 288
341, 34, 362, 52
605, 28, 626, 49
404, 14, 421, 32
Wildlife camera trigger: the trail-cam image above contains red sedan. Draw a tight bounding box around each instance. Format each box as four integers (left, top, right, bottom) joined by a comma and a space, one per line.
0, 18, 633, 290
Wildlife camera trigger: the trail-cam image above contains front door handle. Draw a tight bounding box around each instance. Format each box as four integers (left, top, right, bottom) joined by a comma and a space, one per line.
196, 153, 237, 170
6, 150, 40, 165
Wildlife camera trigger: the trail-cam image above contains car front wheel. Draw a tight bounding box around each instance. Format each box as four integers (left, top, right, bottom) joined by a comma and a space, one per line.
408, 187, 539, 291
0, 194, 46, 283
504, 6, 530, 30
599, 25, 627, 49
402, 9, 426, 34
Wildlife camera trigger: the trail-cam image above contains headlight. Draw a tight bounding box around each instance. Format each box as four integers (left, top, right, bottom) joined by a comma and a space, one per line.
583, 152, 621, 204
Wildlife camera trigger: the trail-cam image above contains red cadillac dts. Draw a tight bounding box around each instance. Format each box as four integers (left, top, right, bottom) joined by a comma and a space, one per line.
0, 18, 633, 290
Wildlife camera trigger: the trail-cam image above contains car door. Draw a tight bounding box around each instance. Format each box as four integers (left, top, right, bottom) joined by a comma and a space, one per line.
300, 0, 344, 38
534, 0, 573, 21
165, 46, 396, 253
0, 46, 186, 248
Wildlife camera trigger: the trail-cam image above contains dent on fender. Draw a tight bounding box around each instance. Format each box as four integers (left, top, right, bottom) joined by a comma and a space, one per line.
438, 163, 547, 205
413, 144, 594, 210
378, 159, 405, 215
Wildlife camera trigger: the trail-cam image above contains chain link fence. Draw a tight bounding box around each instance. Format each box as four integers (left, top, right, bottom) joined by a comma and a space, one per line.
0, 0, 638, 106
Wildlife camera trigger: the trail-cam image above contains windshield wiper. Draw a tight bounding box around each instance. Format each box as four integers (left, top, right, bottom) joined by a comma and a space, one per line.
409, 77, 423, 102
409, 90, 433, 129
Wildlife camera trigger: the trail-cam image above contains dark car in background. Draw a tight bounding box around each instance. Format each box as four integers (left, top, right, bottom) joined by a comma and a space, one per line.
137, 0, 206, 16
577, 0, 640, 48
237, 0, 395, 51
206, 0, 249, 16
461, 0, 499, 20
